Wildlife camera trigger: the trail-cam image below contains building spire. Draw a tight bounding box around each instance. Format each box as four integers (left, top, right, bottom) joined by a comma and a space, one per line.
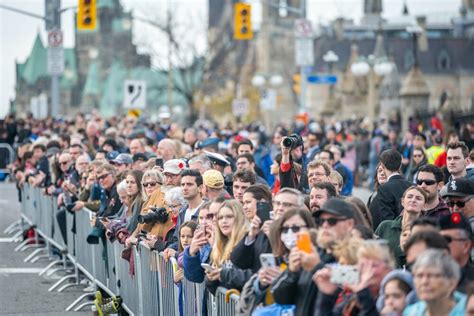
402, 0, 409, 15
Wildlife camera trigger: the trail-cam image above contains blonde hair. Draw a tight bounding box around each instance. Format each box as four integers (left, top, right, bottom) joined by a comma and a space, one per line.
358, 240, 396, 269
211, 200, 248, 266
332, 238, 364, 265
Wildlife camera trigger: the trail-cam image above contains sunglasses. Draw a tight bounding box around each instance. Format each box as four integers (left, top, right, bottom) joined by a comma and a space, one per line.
447, 198, 471, 208
281, 225, 307, 233
143, 182, 158, 187
413, 154, 423, 158
59, 161, 69, 165
314, 217, 347, 227
416, 179, 437, 186
443, 235, 468, 243
97, 174, 110, 181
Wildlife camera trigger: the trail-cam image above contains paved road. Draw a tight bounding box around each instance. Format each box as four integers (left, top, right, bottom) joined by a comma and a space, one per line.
0, 183, 90, 316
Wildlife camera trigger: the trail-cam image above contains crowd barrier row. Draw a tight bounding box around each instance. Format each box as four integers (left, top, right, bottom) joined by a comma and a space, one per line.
13, 185, 240, 315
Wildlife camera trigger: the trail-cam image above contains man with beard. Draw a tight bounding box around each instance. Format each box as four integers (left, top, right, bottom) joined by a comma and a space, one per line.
416, 164, 450, 218
309, 182, 337, 214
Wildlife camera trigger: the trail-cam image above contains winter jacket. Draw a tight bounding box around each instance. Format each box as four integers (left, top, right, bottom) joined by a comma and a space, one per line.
315, 287, 379, 316
205, 262, 254, 295
183, 243, 211, 283
374, 216, 404, 268
230, 232, 272, 273
403, 291, 466, 316
272, 251, 335, 316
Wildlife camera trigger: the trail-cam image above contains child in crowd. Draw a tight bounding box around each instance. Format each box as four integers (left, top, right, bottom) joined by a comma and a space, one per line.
173, 221, 198, 316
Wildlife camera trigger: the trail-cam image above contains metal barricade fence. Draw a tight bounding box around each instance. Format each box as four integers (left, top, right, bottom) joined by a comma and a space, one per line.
51, 196, 66, 250
17, 185, 243, 316
114, 241, 140, 314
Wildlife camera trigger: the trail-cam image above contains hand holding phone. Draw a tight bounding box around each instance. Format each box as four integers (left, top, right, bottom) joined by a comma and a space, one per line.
259, 253, 276, 268
330, 265, 359, 285
296, 231, 312, 254
201, 263, 215, 272
256, 202, 271, 223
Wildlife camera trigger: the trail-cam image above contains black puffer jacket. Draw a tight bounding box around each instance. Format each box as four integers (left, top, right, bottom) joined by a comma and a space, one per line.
230, 232, 272, 273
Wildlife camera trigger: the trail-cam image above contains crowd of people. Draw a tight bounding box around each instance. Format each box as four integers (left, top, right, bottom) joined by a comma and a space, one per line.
2, 111, 474, 316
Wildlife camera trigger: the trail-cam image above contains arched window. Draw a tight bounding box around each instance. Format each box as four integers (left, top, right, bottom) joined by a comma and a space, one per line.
437, 51, 451, 71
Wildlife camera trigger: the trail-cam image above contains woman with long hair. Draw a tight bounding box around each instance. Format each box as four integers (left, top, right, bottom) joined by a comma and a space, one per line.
406, 147, 427, 184
205, 200, 249, 294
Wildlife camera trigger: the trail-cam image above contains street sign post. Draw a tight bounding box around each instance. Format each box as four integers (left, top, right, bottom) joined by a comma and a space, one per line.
294, 19, 313, 112
307, 75, 338, 84
47, 29, 64, 75
232, 98, 249, 117
123, 80, 147, 109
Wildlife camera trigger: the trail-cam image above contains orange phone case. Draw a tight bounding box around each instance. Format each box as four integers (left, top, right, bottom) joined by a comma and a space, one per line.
296, 231, 312, 253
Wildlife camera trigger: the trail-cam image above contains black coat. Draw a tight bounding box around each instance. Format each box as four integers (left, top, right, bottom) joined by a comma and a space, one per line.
230, 232, 272, 273
368, 174, 411, 230
271, 251, 335, 316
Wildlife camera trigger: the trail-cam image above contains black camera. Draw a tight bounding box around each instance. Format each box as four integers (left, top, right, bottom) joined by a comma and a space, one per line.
283, 133, 303, 149
137, 206, 169, 224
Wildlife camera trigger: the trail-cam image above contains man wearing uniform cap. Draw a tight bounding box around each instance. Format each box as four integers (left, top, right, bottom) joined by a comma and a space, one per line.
195, 137, 220, 153
444, 178, 474, 231
439, 212, 474, 293
204, 150, 230, 173
163, 159, 186, 188
202, 169, 230, 201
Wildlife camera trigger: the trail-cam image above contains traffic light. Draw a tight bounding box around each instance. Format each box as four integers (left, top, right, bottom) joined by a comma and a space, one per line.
293, 74, 301, 95
77, 0, 97, 30
234, 3, 253, 40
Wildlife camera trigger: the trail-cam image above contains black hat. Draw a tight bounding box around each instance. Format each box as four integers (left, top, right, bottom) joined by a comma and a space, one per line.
314, 198, 356, 219
132, 153, 148, 162
204, 151, 230, 167
196, 137, 219, 150
445, 179, 474, 198
439, 212, 473, 240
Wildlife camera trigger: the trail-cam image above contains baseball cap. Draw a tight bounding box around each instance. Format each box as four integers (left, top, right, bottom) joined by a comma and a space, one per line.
112, 153, 133, 165
203, 169, 224, 189
439, 212, 473, 240
163, 159, 186, 175
132, 153, 148, 162
444, 179, 474, 198
314, 198, 356, 219
106, 151, 120, 161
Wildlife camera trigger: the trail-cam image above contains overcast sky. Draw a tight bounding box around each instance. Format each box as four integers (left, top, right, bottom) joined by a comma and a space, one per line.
0, 0, 461, 118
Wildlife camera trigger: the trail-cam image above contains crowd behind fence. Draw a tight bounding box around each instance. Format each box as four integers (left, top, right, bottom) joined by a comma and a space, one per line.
16, 184, 240, 315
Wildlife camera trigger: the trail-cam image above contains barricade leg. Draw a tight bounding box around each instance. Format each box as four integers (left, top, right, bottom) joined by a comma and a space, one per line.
3, 219, 22, 235
65, 292, 95, 312
24, 247, 47, 263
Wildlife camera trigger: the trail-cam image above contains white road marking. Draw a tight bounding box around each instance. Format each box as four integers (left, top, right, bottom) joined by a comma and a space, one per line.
0, 268, 43, 274
0, 238, 15, 242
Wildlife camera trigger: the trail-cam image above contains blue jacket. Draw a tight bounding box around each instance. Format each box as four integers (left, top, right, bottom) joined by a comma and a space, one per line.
254, 146, 274, 187
334, 161, 354, 196
183, 243, 211, 283
403, 291, 466, 316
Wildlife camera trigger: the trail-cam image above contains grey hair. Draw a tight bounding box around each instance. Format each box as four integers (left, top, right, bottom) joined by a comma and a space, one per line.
188, 155, 212, 171
413, 249, 460, 281
165, 187, 186, 207
142, 169, 164, 185
277, 187, 305, 207
117, 180, 127, 193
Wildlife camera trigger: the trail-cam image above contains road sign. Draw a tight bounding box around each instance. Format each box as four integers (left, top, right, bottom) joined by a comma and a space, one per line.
295, 38, 314, 66
47, 29, 64, 75
294, 19, 312, 38
123, 80, 147, 109
307, 75, 338, 85
260, 89, 277, 110
232, 98, 249, 116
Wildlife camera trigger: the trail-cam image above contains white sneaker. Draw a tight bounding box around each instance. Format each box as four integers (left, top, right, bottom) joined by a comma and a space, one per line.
83, 283, 96, 292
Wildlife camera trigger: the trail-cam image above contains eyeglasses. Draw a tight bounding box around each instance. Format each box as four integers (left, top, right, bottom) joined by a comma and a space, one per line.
314, 217, 347, 227
273, 201, 297, 208
59, 161, 69, 165
416, 179, 437, 186
168, 204, 181, 210
447, 198, 471, 208
97, 174, 111, 181
413, 154, 423, 158
281, 225, 307, 233
143, 182, 158, 188
443, 235, 468, 243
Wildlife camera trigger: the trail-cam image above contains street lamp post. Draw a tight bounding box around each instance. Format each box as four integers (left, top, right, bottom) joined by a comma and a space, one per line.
322, 50, 339, 115
351, 55, 392, 130
252, 74, 283, 129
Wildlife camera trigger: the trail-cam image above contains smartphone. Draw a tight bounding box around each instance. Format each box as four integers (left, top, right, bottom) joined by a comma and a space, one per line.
259, 253, 276, 268
296, 231, 312, 254
155, 158, 164, 169
330, 265, 359, 285
256, 201, 271, 223
200, 263, 215, 272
